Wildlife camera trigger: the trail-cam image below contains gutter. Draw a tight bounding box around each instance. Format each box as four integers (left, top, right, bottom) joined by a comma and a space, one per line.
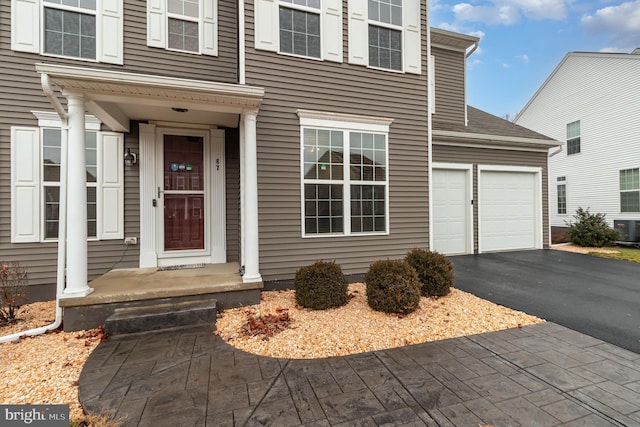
0, 74, 66, 343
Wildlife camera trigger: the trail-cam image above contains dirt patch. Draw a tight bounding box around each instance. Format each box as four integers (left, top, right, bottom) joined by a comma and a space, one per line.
552, 243, 619, 254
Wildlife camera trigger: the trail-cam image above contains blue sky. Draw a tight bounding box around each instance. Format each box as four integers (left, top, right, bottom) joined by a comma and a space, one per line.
430, 0, 640, 120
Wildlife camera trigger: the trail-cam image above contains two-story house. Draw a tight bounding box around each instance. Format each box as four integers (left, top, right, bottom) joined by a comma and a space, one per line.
515, 50, 640, 242
2, 0, 557, 329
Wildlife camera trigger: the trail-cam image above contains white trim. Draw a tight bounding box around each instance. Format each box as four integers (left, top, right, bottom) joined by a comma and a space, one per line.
31, 111, 101, 130
433, 130, 559, 150
210, 128, 227, 262
35, 63, 265, 99
139, 123, 158, 267
297, 109, 394, 130
432, 163, 474, 255
300, 121, 390, 238
477, 165, 543, 254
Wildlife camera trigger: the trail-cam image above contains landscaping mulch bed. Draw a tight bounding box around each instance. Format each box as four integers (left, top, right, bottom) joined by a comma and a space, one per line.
216, 283, 544, 359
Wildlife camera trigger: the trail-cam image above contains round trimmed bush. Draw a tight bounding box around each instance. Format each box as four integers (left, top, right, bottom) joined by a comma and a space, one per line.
365, 259, 421, 315
294, 260, 348, 310
405, 248, 453, 297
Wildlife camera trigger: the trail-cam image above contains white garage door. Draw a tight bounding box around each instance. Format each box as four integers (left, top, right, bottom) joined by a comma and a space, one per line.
432, 168, 471, 254
479, 170, 537, 252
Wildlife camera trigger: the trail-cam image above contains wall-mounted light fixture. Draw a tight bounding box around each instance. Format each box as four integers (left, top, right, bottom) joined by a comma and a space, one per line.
124, 148, 137, 167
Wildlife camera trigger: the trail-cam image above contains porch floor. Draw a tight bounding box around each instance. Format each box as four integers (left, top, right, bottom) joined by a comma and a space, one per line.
58, 263, 263, 331
58, 262, 261, 308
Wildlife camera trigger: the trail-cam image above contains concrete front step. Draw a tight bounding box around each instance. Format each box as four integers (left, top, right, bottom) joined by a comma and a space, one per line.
105, 300, 217, 335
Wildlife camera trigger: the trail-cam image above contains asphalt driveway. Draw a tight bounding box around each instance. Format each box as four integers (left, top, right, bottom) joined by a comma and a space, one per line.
451, 249, 640, 354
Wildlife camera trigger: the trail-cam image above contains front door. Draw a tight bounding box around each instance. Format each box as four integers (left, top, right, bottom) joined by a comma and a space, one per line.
162, 134, 206, 252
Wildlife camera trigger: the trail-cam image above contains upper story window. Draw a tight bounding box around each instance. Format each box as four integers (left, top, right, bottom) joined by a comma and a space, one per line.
620, 168, 640, 213
44, 0, 97, 60
11, 0, 123, 64
254, 0, 343, 63
566, 120, 581, 155
147, 0, 218, 56
368, 0, 402, 71
556, 176, 566, 215
279, 0, 321, 58
348, 0, 421, 74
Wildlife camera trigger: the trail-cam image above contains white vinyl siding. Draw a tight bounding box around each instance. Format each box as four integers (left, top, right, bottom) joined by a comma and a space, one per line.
254, 0, 343, 62
620, 168, 640, 213
515, 53, 640, 227
348, 0, 421, 74
147, 0, 218, 56
10, 0, 123, 64
10, 126, 124, 243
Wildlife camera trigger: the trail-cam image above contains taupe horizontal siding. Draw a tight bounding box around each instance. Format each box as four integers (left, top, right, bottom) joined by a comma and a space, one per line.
432, 47, 466, 125
224, 127, 240, 263
433, 144, 550, 251
245, 0, 430, 281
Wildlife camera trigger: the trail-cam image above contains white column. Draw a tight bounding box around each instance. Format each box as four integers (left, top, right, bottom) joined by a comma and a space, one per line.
62, 93, 92, 297
242, 110, 262, 282
138, 123, 157, 267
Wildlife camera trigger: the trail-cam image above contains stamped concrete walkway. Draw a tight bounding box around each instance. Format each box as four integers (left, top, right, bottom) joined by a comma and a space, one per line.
79, 323, 640, 426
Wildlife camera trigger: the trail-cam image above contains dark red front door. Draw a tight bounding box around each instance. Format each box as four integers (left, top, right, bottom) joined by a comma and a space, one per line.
163, 135, 205, 251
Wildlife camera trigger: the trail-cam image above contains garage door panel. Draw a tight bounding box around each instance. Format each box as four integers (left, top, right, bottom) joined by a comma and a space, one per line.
480, 171, 536, 252
433, 168, 470, 254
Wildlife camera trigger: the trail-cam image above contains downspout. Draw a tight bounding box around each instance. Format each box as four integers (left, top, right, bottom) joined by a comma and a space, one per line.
427, 1, 433, 250
0, 74, 66, 343
549, 144, 563, 157
238, 0, 246, 84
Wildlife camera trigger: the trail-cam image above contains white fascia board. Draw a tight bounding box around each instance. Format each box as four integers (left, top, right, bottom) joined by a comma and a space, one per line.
35, 63, 264, 102
31, 110, 101, 130
433, 130, 560, 151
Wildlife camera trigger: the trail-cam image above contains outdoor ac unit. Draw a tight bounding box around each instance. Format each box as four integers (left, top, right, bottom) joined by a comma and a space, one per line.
613, 219, 640, 242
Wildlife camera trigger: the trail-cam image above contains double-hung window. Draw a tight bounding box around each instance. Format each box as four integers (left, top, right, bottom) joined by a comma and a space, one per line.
10, 115, 124, 243
44, 0, 97, 60
300, 111, 392, 237
254, 0, 343, 62
566, 120, 581, 155
556, 176, 566, 215
368, 0, 402, 71
11, 0, 123, 64
147, 0, 218, 56
348, 0, 421, 74
279, 0, 321, 58
620, 168, 640, 212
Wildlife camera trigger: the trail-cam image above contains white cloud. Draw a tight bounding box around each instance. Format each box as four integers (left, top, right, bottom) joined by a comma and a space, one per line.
467, 58, 482, 70
451, 0, 571, 25
516, 53, 530, 63
502, 63, 511, 68
582, 1, 640, 49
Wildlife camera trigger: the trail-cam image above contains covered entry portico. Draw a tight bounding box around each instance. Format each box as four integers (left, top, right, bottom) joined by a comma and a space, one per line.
36, 63, 265, 301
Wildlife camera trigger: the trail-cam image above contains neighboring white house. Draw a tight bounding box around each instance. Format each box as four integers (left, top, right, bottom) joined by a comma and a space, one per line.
515, 50, 640, 240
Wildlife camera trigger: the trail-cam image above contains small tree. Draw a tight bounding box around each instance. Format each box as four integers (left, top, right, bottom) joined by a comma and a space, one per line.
565, 207, 621, 247
0, 261, 28, 324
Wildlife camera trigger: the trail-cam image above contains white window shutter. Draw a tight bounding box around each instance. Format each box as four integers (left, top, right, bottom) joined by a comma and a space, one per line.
347, 0, 367, 66
403, 0, 421, 74
147, 0, 166, 48
201, 0, 218, 56
98, 0, 124, 64
11, 0, 40, 54
429, 54, 435, 114
11, 127, 40, 243
254, 0, 278, 52
98, 132, 124, 240
323, 0, 343, 62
